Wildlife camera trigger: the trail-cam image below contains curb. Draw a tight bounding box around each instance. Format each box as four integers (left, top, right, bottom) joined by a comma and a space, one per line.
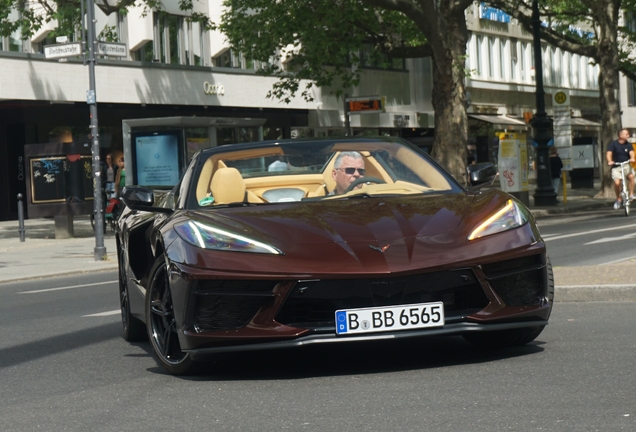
530, 200, 613, 218
555, 285, 636, 302
0, 266, 118, 285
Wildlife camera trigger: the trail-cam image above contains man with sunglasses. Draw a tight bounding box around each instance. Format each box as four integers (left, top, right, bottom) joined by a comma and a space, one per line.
330, 151, 366, 195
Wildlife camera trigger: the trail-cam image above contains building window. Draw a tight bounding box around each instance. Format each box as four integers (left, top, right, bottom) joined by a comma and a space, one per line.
499, 38, 506, 80
488, 37, 495, 78
510, 38, 518, 81
477, 35, 487, 77
563, 51, 570, 87
628, 79, 636, 107
571, 54, 579, 88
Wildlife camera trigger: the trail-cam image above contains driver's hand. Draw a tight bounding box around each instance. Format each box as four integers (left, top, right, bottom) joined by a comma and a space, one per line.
608, 161, 615, 166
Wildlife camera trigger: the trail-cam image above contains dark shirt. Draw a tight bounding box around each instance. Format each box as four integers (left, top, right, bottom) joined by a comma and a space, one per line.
607, 140, 632, 164
549, 155, 563, 179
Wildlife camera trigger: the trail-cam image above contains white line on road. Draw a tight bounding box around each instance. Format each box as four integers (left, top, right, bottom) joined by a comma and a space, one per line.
543, 223, 636, 242
584, 232, 636, 245
17, 280, 117, 294
83, 310, 120, 317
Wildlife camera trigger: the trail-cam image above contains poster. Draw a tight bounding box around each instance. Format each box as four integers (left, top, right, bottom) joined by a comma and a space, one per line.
135, 134, 181, 187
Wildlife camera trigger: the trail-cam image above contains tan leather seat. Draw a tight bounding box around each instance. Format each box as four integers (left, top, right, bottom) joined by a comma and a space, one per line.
210, 167, 246, 204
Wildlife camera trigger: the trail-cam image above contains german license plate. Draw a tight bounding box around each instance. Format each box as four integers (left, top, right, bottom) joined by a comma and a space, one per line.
335, 302, 444, 335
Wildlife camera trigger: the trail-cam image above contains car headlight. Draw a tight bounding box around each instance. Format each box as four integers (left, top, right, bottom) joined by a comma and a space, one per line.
468, 199, 528, 241
175, 221, 283, 254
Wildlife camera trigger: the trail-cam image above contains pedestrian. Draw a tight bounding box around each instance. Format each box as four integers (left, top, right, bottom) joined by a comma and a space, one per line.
606, 128, 635, 209
101, 153, 118, 200
114, 156, 126, 198
549, 146, 563, 202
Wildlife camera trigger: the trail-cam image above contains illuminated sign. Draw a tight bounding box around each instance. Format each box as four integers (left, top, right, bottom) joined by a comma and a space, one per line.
345, 96, 385, 114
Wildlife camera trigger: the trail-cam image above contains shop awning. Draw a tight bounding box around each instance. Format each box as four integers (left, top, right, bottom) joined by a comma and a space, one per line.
468, 114, 528, 126
570, 117, 601, 128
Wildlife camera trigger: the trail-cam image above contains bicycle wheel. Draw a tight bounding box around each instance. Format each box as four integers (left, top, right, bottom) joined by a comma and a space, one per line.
622, 192, 630, 216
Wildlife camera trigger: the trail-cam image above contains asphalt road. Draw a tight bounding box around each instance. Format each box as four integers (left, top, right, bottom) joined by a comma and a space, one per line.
537, 208, 636, 267
1, 271, 635, 431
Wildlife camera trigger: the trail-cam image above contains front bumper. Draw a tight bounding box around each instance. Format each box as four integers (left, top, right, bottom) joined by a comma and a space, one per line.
185, 319, 549, 359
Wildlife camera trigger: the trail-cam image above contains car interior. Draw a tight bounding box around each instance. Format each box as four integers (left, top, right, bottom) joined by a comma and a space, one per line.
194, 142, 454, 206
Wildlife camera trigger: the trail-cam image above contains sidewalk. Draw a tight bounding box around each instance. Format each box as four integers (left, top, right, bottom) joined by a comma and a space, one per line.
0, 216, 118, 283
0, 188, 635, 302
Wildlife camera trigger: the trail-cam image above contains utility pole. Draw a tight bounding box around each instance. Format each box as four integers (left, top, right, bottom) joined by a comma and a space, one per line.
531, 0, 557, 206
86, 0, 107, 260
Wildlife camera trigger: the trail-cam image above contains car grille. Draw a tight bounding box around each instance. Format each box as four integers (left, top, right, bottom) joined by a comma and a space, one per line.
481, 255, 546, 306
193, 280, 277, 332
275, 270, 489, 330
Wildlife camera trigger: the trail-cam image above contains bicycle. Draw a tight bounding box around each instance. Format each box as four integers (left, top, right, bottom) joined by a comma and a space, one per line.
613, 160, 633, 217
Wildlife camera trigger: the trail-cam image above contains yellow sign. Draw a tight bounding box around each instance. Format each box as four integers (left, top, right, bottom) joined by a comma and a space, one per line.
554, 91, 568, 105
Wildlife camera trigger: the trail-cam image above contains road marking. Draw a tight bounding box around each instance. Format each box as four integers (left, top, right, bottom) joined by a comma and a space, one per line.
83, 310, 120, 317
598, 255, 636, 265
585, 232, 636, 245
543, 223, 636, 242
18, 280, 117, 294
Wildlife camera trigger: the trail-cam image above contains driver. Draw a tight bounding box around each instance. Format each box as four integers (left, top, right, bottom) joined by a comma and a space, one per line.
330, 151, 366, 195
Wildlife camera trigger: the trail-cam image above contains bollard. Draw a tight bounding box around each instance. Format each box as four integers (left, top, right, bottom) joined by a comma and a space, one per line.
17, 193, 25, 242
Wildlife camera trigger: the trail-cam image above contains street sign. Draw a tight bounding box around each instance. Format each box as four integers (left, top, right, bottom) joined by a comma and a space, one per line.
97, 42, 127, 57
345, 96, 385, 114
44, 42, 82, 59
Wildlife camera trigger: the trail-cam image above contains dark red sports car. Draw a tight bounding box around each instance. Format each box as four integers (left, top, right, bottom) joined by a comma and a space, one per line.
117, 137, 553, 375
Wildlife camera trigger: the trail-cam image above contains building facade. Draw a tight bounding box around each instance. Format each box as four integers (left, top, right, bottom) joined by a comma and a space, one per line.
0, 0, 607, 221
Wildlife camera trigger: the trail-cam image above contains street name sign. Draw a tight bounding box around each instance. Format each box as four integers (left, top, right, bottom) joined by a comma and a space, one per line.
97, 42, 127, 57
44, 43, 82, 59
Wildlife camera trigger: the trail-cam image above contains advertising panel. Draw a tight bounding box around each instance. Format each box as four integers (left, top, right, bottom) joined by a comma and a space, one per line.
132, 131, 184, 188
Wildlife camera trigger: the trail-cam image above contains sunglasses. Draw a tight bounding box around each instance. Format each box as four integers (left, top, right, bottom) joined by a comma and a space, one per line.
338, 167, 366, 175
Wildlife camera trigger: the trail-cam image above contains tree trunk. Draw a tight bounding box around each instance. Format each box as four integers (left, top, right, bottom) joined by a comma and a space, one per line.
428, 11, 469, 184
595, 0, 622, 198
430, 57, 468, 184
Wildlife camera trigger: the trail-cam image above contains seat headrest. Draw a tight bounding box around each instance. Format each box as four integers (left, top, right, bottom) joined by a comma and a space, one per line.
210, 167, 246, 204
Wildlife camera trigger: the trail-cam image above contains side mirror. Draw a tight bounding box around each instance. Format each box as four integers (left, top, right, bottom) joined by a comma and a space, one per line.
467, 162, 497, 190
121, 186, 173, 214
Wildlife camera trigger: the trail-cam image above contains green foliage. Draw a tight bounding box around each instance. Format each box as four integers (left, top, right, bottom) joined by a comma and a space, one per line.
219, 0, 427, 102
98, 25, 119, 42
0, 0, 213, 41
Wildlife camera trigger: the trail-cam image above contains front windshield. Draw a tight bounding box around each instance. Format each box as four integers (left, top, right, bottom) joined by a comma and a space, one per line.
191, 139, 460, 207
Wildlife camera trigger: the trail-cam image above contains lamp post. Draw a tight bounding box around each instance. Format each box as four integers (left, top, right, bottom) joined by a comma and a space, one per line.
531, 0, 557, 206
86, 0, 107, 260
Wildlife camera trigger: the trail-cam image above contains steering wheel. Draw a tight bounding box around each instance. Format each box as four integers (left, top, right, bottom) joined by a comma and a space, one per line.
344, 176, 386, 193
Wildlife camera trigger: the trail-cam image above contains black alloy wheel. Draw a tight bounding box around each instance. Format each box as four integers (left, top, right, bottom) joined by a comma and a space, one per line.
146, 254, 197, 375
119, 247, 146, 342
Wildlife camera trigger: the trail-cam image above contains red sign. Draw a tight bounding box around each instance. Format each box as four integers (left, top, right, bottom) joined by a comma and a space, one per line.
346, 97, 385, 114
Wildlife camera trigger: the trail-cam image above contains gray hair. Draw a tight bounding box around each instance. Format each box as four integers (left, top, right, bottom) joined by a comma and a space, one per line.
334, 151, 363, 169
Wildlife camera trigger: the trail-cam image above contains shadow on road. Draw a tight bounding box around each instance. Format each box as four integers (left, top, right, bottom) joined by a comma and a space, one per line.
155, 335, 545, 381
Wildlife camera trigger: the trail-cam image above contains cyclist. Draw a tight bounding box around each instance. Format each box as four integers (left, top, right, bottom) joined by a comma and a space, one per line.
607, 128, 635, 209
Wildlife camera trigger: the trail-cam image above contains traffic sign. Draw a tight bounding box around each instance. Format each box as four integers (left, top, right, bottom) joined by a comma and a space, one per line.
97, 42, 127, 57
44, 42, 82, 59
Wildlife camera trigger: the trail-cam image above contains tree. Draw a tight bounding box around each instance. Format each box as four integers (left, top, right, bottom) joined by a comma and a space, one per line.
0, 0, 212, 44
219, 0, 475, 182
488, 0, 636, 197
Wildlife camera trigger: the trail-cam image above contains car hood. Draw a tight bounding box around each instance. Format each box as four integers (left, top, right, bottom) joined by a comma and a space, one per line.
166, 190, 539, 275
187, 193, 474, 245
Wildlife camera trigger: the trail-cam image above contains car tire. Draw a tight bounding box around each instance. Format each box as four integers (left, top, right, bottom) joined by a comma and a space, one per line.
146, 254, 198, 375
119, 247, 146, 342
463, 256, 555, 349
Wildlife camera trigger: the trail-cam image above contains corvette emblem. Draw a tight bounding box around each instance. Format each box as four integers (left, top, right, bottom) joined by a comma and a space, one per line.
369, 244, 391, 253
